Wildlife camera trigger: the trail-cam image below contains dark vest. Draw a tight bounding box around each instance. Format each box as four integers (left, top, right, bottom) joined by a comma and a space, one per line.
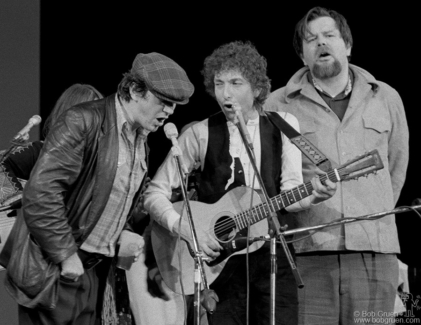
197, 111, 284, 204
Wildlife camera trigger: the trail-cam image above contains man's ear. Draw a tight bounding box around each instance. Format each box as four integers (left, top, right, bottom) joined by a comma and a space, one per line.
301, 55, 307, 66
129, 84, 140, 102
346, 44, 352, 57
254, 88, 262, 98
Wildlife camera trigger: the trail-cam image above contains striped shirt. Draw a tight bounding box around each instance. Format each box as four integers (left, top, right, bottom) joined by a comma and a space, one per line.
80, 95, 148, 256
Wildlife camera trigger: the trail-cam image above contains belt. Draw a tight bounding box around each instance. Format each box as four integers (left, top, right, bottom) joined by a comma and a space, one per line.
77, 249, 106, 270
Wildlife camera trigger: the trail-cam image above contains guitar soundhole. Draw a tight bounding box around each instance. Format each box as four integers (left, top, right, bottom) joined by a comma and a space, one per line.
214, 216, 236, 243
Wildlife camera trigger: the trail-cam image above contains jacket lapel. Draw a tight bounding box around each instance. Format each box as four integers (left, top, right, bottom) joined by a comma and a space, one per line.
90, 95, 119, 220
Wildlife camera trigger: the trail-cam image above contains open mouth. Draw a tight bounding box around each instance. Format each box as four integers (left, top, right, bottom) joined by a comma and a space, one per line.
156, 117, 166, 124
319, 52, 331, 59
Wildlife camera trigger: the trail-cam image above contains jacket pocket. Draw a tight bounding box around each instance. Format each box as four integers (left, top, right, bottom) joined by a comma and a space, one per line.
5, 217, 60, 310
362, 115, 391, 153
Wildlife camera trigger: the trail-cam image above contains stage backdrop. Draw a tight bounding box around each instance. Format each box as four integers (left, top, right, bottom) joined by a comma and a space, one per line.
0, 0, 40, 150
0, 1, 39, 324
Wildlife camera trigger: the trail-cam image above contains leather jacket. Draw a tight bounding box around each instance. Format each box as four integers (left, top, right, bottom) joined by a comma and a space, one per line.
22, 94, 146, 264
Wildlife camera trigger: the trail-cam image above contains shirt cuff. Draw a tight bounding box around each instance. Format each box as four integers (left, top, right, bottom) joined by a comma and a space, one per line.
164, 210, 182, 233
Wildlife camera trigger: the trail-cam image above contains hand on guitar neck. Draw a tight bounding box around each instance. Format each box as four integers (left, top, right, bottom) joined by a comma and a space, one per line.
309, 167, 337, 205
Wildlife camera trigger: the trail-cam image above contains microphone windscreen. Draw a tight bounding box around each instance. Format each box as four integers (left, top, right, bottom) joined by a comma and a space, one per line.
30, 115, 42, 126
164, 123, 178, 139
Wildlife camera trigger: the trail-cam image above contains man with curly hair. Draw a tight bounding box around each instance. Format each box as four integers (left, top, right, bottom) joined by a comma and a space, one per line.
265, 6, 409, 325
144, 41, 336, 325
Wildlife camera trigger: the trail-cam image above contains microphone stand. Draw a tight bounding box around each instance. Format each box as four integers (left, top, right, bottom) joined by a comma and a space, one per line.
281, 205, 421, 237
1, 115, 41, 164
170, 144, 213, 325
234, 118, 303, 325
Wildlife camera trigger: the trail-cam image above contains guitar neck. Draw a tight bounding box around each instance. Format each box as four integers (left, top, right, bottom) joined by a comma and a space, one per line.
235, 169, 339, 231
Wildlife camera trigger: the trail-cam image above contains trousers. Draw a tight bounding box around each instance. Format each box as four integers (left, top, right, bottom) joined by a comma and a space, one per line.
210, 243, 298, 325
18, 253, 111, 325
296, 252, 398, 325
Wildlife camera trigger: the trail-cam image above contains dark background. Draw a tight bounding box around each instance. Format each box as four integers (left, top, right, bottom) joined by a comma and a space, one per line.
0, 0, 421, 324
0, 2, 418, 323
40, 2, 420, 268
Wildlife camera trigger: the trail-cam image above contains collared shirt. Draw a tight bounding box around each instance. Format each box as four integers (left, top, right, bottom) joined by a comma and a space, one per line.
226, 116, 260, 190
310, 72, 353, 121
81, 95, 147, 256
144, 111, 312, 233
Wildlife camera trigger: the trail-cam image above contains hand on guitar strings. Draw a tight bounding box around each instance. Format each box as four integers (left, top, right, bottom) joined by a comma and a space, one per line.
310, 167, 337, 205
176, 215, 223, 260
195, 228, 223, 261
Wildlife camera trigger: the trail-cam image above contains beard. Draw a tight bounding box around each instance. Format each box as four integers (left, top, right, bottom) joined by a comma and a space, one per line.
312, 58, 342, 80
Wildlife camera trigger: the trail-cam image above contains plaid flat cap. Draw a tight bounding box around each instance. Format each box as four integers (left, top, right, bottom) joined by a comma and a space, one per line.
131, 52, 194, 105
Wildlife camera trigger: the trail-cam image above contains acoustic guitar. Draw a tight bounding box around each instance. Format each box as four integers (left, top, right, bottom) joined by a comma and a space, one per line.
152, 149, 384, 294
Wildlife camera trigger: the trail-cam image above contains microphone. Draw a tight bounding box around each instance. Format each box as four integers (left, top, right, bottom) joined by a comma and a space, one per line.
164, 122, 179, 147
13, 115, 42, 140
164, 123, 189, 174
232, 107, 254, 150
164, 123, 187, 174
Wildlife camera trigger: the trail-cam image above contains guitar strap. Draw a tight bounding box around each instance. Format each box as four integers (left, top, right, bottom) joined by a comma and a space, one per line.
265, 111, 332, 172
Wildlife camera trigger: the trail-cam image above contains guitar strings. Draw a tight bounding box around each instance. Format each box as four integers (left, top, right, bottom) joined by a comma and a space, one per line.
210, 153, 378, 238
210, 169, 338, 237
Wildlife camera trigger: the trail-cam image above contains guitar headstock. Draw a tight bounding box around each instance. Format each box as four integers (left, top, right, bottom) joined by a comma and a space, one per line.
337, 149, 384, 182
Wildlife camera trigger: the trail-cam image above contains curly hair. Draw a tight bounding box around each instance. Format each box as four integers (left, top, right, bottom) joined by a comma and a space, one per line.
293, 7, 353, 60
117, 71, 149, 102
202, 41, 271, 109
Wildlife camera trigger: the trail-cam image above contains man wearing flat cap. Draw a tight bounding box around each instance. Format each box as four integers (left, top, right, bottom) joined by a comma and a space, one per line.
14, 52, 194, 325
